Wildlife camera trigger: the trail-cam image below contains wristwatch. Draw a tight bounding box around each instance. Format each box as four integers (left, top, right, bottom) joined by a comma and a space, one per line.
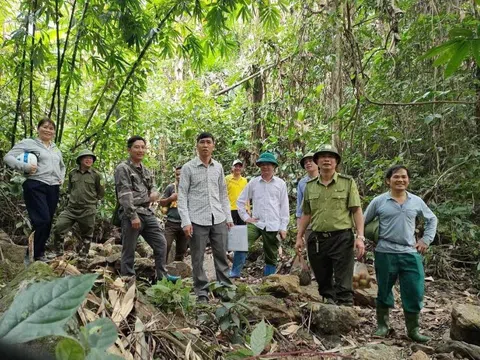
356, 235, 365, 241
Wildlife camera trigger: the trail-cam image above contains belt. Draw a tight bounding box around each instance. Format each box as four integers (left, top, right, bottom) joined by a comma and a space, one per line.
311, 228, 351, 239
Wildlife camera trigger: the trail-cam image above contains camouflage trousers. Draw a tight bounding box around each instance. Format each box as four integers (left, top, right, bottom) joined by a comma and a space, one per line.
53, 208, 95, 255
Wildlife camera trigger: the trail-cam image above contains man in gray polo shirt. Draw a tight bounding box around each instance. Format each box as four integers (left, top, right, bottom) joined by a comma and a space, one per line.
177, 132, 233, 303
364, 165, 437, 343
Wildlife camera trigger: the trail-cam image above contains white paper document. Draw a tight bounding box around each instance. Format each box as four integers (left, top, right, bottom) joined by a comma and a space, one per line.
227, 225, 248, 251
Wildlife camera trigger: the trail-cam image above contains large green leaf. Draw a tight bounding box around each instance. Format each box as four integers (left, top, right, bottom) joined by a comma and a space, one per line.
449, 28, 474, 39
445, 41, 470, 77
0, 274, 98, 344
471, 40, 480, 65
420, 39, 459, 60
55, 338, 85, 360
85, 348, 123, 360
81, 318, 118, 351
250, 320, 268, 356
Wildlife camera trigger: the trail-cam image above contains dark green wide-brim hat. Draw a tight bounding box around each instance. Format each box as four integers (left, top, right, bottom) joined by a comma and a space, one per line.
256, 152, 278, 167
313, 144, 341, 164
76, 149, 97, 164
300, 151, 315, 168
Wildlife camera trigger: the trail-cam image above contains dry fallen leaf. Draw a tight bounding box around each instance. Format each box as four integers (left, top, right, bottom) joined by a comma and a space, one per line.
112, 281, 136, 325
280, 324, 301, 336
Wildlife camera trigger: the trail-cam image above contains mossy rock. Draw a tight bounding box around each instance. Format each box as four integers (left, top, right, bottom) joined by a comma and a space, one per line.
0, 259, 26, 284
0, 261, 55, 314
0, 262, 81, 358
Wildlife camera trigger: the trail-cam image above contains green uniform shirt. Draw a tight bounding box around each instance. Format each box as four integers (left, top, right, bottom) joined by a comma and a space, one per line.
302, 172, 361, 232
66, 167, 104, 217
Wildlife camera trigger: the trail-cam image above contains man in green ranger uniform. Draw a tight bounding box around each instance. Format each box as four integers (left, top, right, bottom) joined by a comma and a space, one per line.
296, 144, 365, 306
53, 149, 104, 256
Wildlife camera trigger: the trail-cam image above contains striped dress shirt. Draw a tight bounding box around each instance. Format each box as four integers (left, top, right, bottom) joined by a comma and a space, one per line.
177, 157, 233, 228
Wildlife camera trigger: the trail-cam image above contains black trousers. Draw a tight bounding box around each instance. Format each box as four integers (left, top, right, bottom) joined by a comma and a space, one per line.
231, 210, 245, 225
307, 230, 354, 304
23, 179, 60, 258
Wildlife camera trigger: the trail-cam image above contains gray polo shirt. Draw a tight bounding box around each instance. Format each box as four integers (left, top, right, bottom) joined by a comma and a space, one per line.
177, 157, 232, 227
364, 191, 438, 253
4, 137, 65, 185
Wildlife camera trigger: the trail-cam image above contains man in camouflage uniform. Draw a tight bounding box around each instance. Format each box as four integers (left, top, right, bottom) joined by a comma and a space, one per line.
114, 135, 179, 282
295, 144, 365, 306
53, 149, 104, 256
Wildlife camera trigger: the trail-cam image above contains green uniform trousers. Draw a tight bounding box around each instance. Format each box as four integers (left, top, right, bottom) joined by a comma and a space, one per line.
307, 230, 354, 304
374, 251, 424, 313
53, 208, 95, 253
247, 224, 279, 266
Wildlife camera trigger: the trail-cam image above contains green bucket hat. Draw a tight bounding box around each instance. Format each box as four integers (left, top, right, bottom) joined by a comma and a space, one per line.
256, 152, 278, 167
76, 149, 97, 164
300, 151, 315, 169
313, 144, 341, 164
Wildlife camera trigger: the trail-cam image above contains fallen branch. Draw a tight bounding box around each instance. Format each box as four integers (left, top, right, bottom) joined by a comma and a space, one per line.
365, 97, 476, 106
214, 56, 292, 97
244, 347, 355, 359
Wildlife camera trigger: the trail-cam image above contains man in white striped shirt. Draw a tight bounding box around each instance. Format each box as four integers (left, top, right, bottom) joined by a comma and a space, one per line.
177, 132, 233, 303
230, 152, 289, 278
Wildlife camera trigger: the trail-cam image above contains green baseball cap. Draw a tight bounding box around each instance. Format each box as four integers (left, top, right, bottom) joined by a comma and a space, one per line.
256, 152, 278, 166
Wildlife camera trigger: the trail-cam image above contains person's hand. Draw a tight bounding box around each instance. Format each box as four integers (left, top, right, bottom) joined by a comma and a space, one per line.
279, 230, 287, 240
149, 191, 160, 202
246, 217, 258, 224
170, 193, 178, 201
355, 235, 365, 260
226, 222, 234, 230
183, 225, 193, 238
29, 164, 38, 174
131, 217, 141, 229
295, 236, 304, 254
415, 239, 428, 254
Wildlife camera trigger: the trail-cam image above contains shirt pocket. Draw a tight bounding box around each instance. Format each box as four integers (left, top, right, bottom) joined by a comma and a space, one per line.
130, 173, 143, 192
84, 176, 96, 191
309, 194, 321, 211
332, 189, 348, 210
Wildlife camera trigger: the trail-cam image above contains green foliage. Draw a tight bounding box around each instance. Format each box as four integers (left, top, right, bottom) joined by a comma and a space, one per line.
0, 273, 122, 359
207, 281, 237, 301
225, 319, 274, 359
214, 300, 251, 343
146, 278, 194, 313
56, 338, 85, 360
0, 273, 98, 343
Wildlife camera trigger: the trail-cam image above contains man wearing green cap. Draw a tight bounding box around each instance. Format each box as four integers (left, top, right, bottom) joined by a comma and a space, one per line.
230, 152, 289, 277
296, 144, 364, 305
296, 152, 319, 241
53, 149, 104, 256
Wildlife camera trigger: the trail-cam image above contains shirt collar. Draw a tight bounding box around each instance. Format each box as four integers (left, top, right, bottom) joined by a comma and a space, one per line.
316, 172, 338, 183
194, 156, 214, 167
76, 167, 92, 174
259, 175, 275, 183
386, 191, 412, 200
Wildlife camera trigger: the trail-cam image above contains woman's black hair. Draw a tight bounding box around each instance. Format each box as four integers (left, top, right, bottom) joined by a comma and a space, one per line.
37, 117, 56, 129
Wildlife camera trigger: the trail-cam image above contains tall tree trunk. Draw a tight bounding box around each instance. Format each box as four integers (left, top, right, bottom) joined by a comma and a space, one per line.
54, 0, 61, 128
29, 0, 38, 136
11, 8, 31, 147
57, 0, 90, 145
50, 0, 78, 141
331, 0, 344, 151
251, 64, 265, 151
